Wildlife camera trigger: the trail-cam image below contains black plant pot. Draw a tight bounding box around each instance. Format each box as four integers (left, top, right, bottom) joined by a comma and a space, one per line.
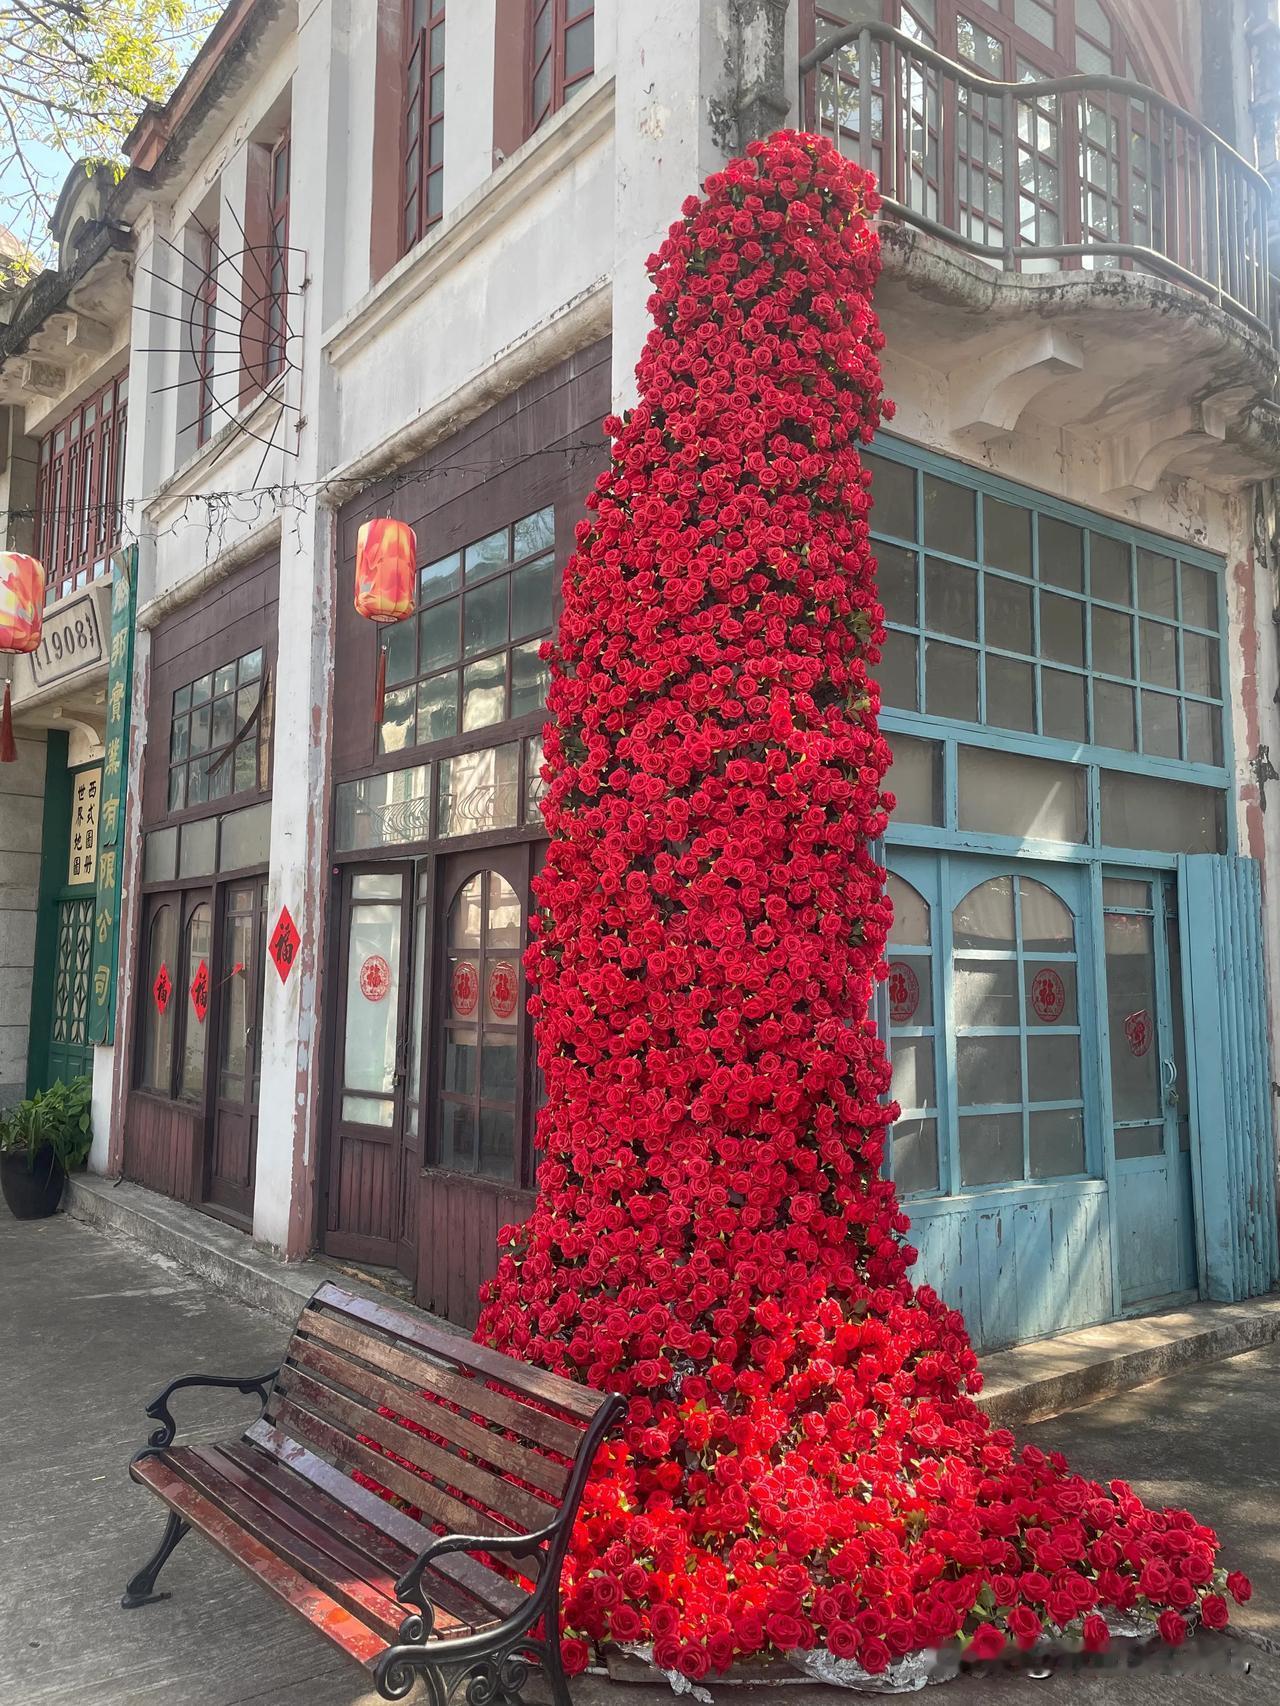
0, 1143, 66, 1219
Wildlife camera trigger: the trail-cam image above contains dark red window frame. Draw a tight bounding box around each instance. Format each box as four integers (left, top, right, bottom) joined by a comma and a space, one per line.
402, 0, 446, 255
264, 131, 291, 383
195, 224, 219, 446
34, 370, 128, 605
528, 0, 594, 134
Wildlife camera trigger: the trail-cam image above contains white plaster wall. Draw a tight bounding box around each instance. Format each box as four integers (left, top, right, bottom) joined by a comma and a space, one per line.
0, 735, 45, 1110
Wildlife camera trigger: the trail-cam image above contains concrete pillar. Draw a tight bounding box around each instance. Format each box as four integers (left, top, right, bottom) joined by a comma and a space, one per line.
251, 0, 347, 1256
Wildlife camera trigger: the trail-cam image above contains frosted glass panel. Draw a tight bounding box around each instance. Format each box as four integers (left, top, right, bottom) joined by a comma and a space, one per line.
890, 1038, 935, 1110
1030, 1109, 1084, 1176
892, 1118, 939, 1194
960, 1113, 1022, 1185
343, 901, 401, 1097
885, 734, 939, 825
1104, 910, 1160, 1121
956, 1035, 1021, 1105
1027, 1033, 1082, 1102
953, 876, 1015, 951
886, 873, 930, 945
1020, 880, 1074, 951
1100, 772, 1224, 854
958, 747, 1085, 842
954, 959, 1018, 1028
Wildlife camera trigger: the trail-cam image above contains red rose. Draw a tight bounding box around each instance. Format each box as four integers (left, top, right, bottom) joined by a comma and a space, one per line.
1227, 1572, 1253, 1605
1081, 1615, 1110, 1653
1157, 1611, 1187, 1647
1007, 1607, 1042, 1651
1200, 1594, 1230, 1630
966, 1623, 1006, 1661
561, 1639, 590, 1675
860, 1639, 891, 1674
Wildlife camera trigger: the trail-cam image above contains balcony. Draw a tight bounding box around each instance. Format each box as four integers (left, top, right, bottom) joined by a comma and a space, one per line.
800, 23, 1280, 492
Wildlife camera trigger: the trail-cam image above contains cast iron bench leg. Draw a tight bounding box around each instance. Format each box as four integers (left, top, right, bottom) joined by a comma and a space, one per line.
122, 1510, 190, 1609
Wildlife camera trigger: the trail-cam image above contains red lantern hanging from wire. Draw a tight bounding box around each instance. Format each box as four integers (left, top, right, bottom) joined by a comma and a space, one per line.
355, 519, 416, 726
0, 553, 45, 763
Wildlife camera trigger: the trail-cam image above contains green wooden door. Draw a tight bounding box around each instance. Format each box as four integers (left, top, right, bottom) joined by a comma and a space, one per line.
45, 894, 95, 1086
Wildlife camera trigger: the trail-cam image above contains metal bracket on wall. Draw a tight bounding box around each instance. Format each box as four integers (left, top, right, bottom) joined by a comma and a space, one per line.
1250, 744, 1279, 810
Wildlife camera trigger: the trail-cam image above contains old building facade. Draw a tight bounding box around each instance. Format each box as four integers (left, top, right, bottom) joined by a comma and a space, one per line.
3, 0, 1277, 1349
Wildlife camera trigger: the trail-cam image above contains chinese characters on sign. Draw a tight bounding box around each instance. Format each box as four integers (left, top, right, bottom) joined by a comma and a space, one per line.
887, 961, 919, 1024
67, 766, 102, 886
269, 906, 301, 983
359, 954, 391, 1002
1031, 968, 1066, 1023
190, 959, 210, 1024
88, 550, 136, 1045
153, 963, 172, 1015
487, 960, 518, 1020
451, 960, 479, 1017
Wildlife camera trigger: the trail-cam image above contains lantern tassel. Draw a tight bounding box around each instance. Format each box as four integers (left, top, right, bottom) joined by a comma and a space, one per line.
374, 642, 387, 731
0, 682, 16, 764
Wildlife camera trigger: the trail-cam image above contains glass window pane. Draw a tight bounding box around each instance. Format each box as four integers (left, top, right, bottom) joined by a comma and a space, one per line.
882, 630, 919, 711
953, 875, 1015, 950
451, 876, 483, 947
465, 528, 509, 580
1092, 605, 1132, 676
189, 702, 211, 754
1042, 668, 1087, 743
866, 453, 916, 540
1104, 910, 1160, 1120
343, 902, 401, 1095
1184, 701, 1222, 767
179, 816, 217, 879
886, 872, 930, 946
1141, 690, 1180, 758
514, 507, 555, 559
487, 873, 522, 946
380, 685, 417, 755
335, 766, 432, 851
511, 639, 550, 717
1092, 678, 1136, 751
986, 655, 1034, 732
1115, 1123, 1165, 1159
1030, 1109, 1084, 1177
923, 474, 976, 559
1137, 550, 1177, 619
220, 802, 272, 870
524, 734, 547, 822
420, 551, 461, 598
479, 1107, 516, 1179
1019, 880, 1075, 952
1027, 1033, 1082, 1102
211, 692, 234, 750
878, 543, 917, 625
887, 954, 932, 1025
444, 1029, 477, 1093
142, 905, 178, 1092
238, 648, 263, 682
985, 577, 1033, 653
1041, 592, 1084, 666
173, 683, 192, 715
191, 672, 213, 706
1100, 771, 1224, 854
984, 499, 1032, 577
511, 554, 555, 639
213, 662, 236, 696
439, 1099, 476, 1171
179, 906, 212, 1101
1102, 877, 1150, 908
187, 756, 208, 806
417, 673, 459, 744
168, 767, 187, 813
959, 1112, 1023, 1186
1182, 631, 1220, 699
384, 617, 417, 687
1025, 961, 1077, 1025
890, 1037, 935, 1110
1181, 562, 1218, 630
1138, 619, 1177, 688
464, 579, 508, 659
482, 1033, 518, 1100
957, 1037, 1022, 1107
564, 15, 593, 78
926, 558, 977, 639
462, 655, 507, 730
1091, 534, 1131, 604
925, 640, 978, 721
1039, 517, 1083, 591
884, 734, 939, 828
957, 746, 1085, 842
954, 958, 1019, 1028
438, 743, 520, 837
892, 1117, 939, 1194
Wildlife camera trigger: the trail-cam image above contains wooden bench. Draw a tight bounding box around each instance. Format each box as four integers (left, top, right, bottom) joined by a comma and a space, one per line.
123, 1281, 624, 1704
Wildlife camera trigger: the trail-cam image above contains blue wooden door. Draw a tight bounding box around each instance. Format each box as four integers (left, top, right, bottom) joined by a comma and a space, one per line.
1102, 873, 1197, 1308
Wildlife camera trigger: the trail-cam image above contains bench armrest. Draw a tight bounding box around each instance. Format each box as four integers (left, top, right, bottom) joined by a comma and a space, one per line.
139, 1369, 280, 1453
395, 1522, 559, 1611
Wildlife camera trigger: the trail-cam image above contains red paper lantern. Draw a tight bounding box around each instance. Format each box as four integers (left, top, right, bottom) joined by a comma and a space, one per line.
0, 553, 44, 654
354, 519, 416, 624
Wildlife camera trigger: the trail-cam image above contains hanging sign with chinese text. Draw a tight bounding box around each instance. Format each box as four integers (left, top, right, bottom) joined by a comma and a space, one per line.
67, 766, 102, 886
269, 905, 301, 983
88, 548, 137, 1045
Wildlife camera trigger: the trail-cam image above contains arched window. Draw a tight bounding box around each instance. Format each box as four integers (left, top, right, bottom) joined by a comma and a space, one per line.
438, 871, 523, 1179
140, 904, 178, 1094
885, 872, 940, 1194
952, 874, 1086, 1186
179, 903, 212, 1103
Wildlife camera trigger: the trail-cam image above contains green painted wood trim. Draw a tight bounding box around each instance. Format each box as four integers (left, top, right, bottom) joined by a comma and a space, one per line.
26, 730, 70, 1095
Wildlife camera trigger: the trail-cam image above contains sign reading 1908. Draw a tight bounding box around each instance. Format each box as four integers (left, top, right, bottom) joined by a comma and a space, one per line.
26, 587, 106, 686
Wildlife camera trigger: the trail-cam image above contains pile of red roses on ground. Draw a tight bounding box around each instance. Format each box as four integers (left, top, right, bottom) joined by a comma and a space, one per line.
475, 132, 1251, 1680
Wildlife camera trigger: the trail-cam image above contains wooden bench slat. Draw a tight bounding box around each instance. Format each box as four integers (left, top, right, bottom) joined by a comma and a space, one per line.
165, 1448, 411, 1642
299, 1309, 582, 1473
286, 1337, 564, 1529
272, 1363, 549, 1540
244, 1421, 526, 1622
130, 1456, 388, 1671
311, 1285, 603, 1422
269, 1392, 507, 1546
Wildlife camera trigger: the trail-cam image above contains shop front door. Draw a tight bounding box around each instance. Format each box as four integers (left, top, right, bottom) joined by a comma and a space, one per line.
1103, 873, 1198, 1308
325, 864, 419, 1274
45, 894, 95, 1087
206, 876, 268, 1222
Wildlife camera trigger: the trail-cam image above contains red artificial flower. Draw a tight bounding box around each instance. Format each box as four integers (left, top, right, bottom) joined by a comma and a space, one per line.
1081, 1615, 1111, 1653
1157, 1610, 1188, 1648
1200, 1594, 1230, 1630
1227, 1572, 1253, 1605
967, 1623, 1006, 1661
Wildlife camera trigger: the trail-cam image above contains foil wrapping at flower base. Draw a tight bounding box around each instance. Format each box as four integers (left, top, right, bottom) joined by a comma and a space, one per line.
785, 1646, 949, 1694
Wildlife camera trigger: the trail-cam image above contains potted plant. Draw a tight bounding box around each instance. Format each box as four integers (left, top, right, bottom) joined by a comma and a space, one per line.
0, 1076, 92, 1220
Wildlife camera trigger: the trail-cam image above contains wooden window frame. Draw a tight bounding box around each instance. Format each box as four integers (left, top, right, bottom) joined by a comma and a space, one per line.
528, 0, 594, 136
401, 0, 446, 256
264, 130, 291, 383
195, 224, 220, 446
166, 643, 269, 820
33, 370, 129, 605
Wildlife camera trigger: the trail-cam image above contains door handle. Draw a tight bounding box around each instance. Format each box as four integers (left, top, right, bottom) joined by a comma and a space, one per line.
1161, 1056, 1179, 1108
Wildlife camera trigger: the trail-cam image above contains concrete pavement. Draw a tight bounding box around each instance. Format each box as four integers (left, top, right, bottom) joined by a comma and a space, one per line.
1, 1200, 1276, 1705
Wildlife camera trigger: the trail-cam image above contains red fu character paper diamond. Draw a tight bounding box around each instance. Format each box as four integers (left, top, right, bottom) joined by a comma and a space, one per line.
268, 905, 301, 984
190, 958, 210, 1023
152, 962, 172, 1015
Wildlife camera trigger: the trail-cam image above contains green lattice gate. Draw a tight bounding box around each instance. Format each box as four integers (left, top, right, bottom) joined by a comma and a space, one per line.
47, 896, 95, 1086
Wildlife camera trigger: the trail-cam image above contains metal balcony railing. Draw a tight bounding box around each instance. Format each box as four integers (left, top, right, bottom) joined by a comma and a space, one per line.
800, 22, 1273, 344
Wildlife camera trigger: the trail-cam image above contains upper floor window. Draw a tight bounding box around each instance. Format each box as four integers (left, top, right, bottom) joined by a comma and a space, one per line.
867, 447, 1226, 772
168, 644, 266, 813
379, 506, 555, 758
402, 0, 446, 253
264, 132, 291, 383
529, 0, 594, 132
195, 225, 219, 446
34, 371, 128, 605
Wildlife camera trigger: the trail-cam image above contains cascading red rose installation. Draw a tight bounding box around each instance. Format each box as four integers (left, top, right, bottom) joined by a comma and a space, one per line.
475, 132, 1251, 1680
